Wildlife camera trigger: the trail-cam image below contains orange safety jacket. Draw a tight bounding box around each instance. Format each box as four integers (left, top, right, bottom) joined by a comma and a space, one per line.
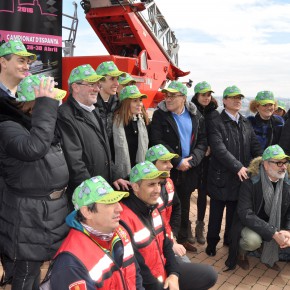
54, 226, 137, 290
121, 204, 167, 283
157, 178, 175, 240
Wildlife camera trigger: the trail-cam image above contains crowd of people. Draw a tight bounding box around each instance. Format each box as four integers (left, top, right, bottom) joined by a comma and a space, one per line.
0, 39, 290, 290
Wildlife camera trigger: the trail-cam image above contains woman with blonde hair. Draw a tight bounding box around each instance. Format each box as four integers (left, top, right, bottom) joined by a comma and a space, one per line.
248, 91, 284, 149
113, 85, 149, 176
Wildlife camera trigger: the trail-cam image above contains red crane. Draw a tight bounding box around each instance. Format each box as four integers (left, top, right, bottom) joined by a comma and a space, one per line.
62, 0, 189, 108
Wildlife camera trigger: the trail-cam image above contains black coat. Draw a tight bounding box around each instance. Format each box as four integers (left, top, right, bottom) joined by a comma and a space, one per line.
279, 118, 290, 155
207, 110, 263, 201
191, 97, 218, 187
0, 97, 69, 261
57, 95, 121, 200
247, 114, 284, 150
96, 93, 120, 160
225, 158, 290, 269
150, 101, 207, 193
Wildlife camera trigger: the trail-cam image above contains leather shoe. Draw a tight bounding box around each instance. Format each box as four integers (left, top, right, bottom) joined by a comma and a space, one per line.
265, 263, 280, 271
182, 241, 197, 252
237, 254, 249, 270
205, 245, 216, 256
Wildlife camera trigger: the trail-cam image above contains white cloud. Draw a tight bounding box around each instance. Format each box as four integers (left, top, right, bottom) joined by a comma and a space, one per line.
63, 0, 290, 98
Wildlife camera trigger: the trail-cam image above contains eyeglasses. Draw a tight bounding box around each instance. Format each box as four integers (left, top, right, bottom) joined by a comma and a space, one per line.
165, 93, 185, 99
225, 96, 243, 100
75, 82, 100, 88
268, 160, 289, 167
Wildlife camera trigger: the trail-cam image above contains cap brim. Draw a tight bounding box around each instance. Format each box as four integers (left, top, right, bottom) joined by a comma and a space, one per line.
97, 191, 129, 204
142, 170, 169, 180
128, 93, 147, 99
55, 89, 67, 100
15, 51, 37, 61
198, 89, 214, 94
158, 152, 179, 160
271, 154, 290, 160
84, 74, 106, 82
120, 80, 136, 85
107, 71, 126, 77
278, 106, 286, 111
257, 100, 275, 105
225, 93, 245, 98
162, 88, 179, 93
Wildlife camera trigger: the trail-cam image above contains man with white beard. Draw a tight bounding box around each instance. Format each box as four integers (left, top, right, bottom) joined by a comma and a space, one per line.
225, 144, 290, 271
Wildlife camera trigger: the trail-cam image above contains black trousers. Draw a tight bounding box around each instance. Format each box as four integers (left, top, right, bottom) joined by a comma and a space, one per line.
206, 198, 237, 248
175, 181, 193, 243
197, 183, 208, 222
11, 260, 42, 290
177, 258, 218, 290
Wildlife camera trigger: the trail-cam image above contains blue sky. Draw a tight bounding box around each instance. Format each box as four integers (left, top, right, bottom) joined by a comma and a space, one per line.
63, 0, 290, 99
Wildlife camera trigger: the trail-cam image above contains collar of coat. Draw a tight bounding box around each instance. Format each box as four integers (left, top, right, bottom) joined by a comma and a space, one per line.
248, 156, 290, 185
157, 99, 198, 115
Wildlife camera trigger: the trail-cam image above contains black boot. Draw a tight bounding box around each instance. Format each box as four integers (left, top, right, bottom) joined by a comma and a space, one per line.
187, 220, 195, 244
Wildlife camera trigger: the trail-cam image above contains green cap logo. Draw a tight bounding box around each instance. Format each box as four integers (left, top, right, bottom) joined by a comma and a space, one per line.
0, 40, 36, 60
16, 75, 67, 102
223, 85, 244, 99
162, 81, 187, 96
119, 85, 147, 102
145, 144, 178, 162
194, 81, 214, 94
68, 64, 105, 85
255, 91, 275, 105
130, 161, 169, 183
72, 176, 129, 210
96, 61, 125, 77
118, 73, 136, 85
262, 145, 290, 161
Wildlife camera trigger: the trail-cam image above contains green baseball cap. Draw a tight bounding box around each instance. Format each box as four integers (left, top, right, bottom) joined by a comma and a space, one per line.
0, 40, 36, 61
223, 85, 244, 99
119, 73, 136, 85
72, 176, 129, 210
130, 161, 169, 183
277, 100, 286, 111
194, 81, 214, 94
16, 75, 66, 102
145, 144, 178, 162
161, 81, 187, 96
96, 61, 126, 77
119, 85, 147, 102
68, 64, 105, 85
255, 91, 275, 105
262, 145, 290, 161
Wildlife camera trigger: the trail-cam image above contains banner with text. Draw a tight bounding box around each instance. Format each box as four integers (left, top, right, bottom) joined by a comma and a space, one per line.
0, 0, 62, 85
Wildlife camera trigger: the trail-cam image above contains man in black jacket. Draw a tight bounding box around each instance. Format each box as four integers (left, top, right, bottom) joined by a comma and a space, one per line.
95, 61, 125, 160
225, 145, 290, 271
0, 39, 37, 286
120, 161, 217, 290
206, 85, 263, 257
0, 75, 69, 289
150, 81, 207, 252
57, 64, 129, 209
